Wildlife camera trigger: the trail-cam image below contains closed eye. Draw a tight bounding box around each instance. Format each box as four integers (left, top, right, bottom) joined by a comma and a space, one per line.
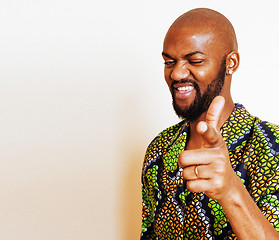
189, 60, 203, 65
164, 61, 175, 66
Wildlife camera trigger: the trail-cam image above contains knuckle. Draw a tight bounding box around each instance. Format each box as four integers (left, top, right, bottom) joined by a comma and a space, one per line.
206, 111, 217, 121
212, 179, 224, 192
186, 180, 195, 192
182, 169, 188, 179
213, 161, 225, 172
178, 151, 189, 167
187, 180, 204, 193
213, 150, 228, 162
178, 152, 184, 166
215, 167, 225, 177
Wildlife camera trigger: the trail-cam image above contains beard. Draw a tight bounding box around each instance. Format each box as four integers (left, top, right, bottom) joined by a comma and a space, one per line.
171, 57, 226, 122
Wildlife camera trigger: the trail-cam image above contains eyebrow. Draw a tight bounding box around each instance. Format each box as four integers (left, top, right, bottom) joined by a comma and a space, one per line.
162, 51, 206, 59
185, 51, 206, 57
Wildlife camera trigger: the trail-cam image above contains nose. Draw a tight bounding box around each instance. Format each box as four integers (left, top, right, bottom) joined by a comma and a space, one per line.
170, 63, 190, 81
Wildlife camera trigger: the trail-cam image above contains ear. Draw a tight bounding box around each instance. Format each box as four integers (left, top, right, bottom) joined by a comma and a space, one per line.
226, 51, 240, 75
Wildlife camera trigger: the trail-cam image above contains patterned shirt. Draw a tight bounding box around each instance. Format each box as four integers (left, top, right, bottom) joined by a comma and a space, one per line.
141, 104, 279, 239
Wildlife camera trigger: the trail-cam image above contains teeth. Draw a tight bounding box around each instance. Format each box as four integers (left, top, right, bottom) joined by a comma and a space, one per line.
177, 86, 194, 91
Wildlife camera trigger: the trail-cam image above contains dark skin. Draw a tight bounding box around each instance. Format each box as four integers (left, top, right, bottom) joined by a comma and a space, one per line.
163, 8, 279, 239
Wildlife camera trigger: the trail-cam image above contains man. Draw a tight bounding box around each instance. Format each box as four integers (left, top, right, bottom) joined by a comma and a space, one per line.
141, 8, 279, 239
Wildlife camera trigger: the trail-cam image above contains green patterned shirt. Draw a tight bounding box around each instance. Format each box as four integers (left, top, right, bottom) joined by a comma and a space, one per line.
141, 104, 279, 239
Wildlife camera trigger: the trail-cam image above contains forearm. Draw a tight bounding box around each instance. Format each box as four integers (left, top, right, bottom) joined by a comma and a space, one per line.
219, 177, 279, 240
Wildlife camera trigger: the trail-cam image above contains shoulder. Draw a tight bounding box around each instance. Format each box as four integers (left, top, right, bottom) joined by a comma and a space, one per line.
253, 118, 279, 154
247, 119, 279, 201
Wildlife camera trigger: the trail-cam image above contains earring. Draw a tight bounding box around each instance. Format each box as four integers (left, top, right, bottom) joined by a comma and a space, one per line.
227, 69, 233, 75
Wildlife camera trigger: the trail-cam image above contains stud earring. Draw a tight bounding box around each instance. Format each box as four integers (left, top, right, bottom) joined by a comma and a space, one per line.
227, 69, 233, 75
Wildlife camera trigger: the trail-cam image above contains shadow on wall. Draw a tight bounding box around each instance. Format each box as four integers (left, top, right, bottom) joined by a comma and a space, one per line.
116, 93, 152, 240
121, 148, 144, 240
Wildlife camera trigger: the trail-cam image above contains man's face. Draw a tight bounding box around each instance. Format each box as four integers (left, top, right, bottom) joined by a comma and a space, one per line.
162, 26, 228, 122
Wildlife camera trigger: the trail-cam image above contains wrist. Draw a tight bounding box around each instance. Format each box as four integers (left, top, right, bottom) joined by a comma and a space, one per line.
218, 175, 245, 209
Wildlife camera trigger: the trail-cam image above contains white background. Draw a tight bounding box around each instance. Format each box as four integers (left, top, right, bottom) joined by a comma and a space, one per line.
0, 0, 278, 239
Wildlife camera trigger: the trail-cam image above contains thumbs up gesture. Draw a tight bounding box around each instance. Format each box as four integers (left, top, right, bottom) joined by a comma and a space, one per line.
178, 96, 237, 202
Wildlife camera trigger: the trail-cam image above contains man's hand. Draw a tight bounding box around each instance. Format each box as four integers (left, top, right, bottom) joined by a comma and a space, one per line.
178, 96, 237, 201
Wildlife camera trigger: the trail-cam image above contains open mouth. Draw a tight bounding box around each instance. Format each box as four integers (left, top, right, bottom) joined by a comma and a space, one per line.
176, 85, 194, 92
172, 82, 196, 100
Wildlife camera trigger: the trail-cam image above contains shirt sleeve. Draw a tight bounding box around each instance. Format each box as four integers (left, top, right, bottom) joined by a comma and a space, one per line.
255, 122, 279, 231
257, 160, 279, 232
141, 174, 156, 239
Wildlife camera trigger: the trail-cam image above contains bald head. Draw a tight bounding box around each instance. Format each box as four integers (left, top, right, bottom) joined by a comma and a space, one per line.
167, 8, 238, 53
162, 8, 240, 121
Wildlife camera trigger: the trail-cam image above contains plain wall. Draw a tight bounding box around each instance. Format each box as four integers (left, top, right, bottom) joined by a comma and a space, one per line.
0, 0, 278, 239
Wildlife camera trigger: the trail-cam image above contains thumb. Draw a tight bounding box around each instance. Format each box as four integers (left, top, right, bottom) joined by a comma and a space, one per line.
196, 96, 225, 147
197, 121, 222, 147
206, 96, 225, 129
